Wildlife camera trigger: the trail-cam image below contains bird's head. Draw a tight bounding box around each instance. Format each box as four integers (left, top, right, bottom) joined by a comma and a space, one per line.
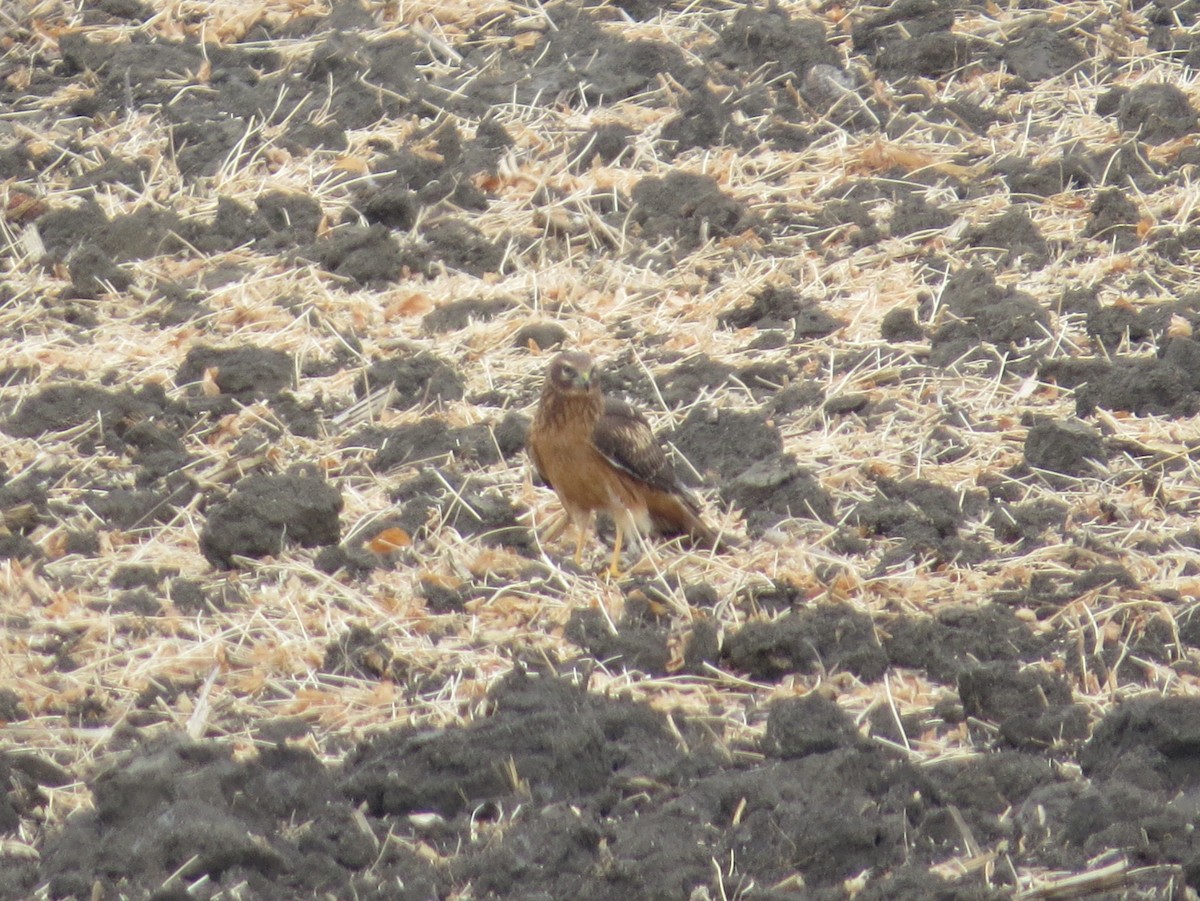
545, 351, 597, 396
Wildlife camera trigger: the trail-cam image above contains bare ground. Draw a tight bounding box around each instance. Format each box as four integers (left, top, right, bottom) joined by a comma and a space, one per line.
4, 0, 1200, 898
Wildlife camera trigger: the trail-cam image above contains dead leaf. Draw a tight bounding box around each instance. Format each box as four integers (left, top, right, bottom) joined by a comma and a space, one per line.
858, 140, 976, 178
201, 367, 222, 397
333, 156, 371, 177
512, 31, 540, 51
5, 190, 46, 223
384, 292, 433, 318
367, 527, 411, 553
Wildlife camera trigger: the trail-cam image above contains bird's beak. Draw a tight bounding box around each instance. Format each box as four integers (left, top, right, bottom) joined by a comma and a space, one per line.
579, 369, 593, 388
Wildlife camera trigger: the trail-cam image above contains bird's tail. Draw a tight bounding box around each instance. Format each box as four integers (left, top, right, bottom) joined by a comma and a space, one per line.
647, 493, 741, 551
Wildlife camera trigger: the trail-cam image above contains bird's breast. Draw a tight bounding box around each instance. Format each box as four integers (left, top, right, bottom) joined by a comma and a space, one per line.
530, 393, 621, 511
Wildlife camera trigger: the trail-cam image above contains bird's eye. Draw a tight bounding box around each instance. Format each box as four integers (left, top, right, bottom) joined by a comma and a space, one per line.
561, 365, 575, 379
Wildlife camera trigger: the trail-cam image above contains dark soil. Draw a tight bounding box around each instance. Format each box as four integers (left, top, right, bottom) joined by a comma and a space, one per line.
199, 468, 343, 569
17, 666, 1196, 899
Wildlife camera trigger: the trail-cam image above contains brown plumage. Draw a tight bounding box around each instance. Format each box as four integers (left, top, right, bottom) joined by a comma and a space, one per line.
528, 350, 716, 575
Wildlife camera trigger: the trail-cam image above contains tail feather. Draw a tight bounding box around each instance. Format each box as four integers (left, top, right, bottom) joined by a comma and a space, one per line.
646, 491, 740, 551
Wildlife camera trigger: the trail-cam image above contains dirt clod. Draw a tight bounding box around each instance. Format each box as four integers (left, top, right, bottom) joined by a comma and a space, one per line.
200, 469, 343, 568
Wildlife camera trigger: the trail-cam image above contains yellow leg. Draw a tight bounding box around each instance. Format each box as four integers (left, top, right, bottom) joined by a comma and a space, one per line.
573, 511, 594, 565
609, 523, 624, 578
574, 524, 587, 564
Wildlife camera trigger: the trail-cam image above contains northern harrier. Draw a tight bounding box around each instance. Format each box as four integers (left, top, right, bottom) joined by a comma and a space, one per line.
527, 350, 717, 575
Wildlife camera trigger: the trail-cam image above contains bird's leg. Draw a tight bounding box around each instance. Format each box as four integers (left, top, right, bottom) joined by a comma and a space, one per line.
575, 524, 588, 565
608, 509, 648, 578
608, 522, 624, 578
573, 510, 594, 565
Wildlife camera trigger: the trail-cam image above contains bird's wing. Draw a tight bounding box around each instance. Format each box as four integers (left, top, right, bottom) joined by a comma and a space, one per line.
526, 431, 553, 492
592, 397, 695, 506
595, 397, 721, 544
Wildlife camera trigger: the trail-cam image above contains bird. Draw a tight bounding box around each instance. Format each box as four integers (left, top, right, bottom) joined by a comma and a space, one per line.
527, 350, 718, 576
